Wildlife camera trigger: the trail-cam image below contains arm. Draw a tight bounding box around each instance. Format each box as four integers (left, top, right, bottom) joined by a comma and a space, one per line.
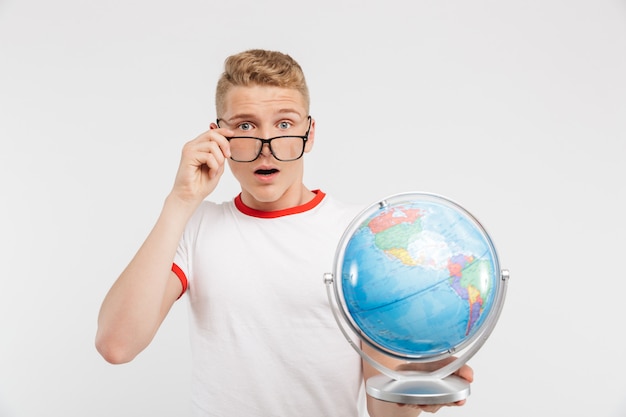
95, 126, 232, 364
362, 343, 474, 417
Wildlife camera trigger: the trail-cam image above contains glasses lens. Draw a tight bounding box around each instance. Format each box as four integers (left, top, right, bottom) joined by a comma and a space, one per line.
270, 137, 305, 161
228, 137, 305, 162
229, 138, 262, 162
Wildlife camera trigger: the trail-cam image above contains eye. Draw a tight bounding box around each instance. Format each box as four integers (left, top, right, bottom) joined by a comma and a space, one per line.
277, 121, 292, 130
238, 122, 253, 131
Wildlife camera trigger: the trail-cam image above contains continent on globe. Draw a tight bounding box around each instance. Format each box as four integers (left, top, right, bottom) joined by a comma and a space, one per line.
364, 205, 493, 339
367, 208, 425, 266
447, 254, 492, 336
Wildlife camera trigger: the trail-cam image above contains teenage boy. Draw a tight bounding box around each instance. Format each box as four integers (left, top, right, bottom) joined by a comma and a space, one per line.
96, 49, 473, 417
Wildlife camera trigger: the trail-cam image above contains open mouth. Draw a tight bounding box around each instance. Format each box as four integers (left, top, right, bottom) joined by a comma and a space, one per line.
255, 168, 279, 176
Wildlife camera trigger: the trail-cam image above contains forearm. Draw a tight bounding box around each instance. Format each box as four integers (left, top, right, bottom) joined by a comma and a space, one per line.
95, 194, 197, 363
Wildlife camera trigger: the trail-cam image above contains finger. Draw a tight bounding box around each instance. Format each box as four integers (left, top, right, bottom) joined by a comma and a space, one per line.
207, 127, 233, 159
455, 364, 474, 383
188, 129, 232, 159
203, 140, 227, 166
179, 144, 223, 184
421, 405, 444, 413
398, 403, 444, 413
191, 148, 224, 180
185, 135, 230, 172
204, 154, 224, 180
398, 399, 467, 412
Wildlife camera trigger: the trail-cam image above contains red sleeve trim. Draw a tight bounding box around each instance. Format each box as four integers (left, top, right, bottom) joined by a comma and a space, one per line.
171, 263, 188, 299
234, 189, 326, 218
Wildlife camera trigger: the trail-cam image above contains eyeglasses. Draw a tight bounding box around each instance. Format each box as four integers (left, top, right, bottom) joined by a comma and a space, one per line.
216, 116, 311, 162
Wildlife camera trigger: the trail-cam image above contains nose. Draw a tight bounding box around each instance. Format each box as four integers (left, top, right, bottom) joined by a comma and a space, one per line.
259, 141, 272, 158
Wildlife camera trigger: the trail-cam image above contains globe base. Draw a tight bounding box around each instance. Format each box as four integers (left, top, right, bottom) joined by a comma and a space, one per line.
366, 373, 470, 405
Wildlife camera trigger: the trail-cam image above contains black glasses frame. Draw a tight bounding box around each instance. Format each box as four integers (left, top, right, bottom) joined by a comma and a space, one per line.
216, 116, 312, 162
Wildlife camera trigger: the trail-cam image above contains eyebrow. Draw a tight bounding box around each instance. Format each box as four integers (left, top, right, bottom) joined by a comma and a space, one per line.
225, 109, 304, 125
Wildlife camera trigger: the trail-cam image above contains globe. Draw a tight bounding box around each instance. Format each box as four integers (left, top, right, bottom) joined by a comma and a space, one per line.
326, 192, 508, 404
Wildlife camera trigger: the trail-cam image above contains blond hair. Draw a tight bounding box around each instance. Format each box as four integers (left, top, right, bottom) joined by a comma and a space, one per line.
215, 49, 310, 116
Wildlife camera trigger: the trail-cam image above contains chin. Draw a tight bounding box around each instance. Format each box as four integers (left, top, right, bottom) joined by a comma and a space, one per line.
244, 185, 283, 202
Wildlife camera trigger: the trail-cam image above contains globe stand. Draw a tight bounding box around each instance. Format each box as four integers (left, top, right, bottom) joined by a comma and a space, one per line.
366, 373, 470, 405
324, 192, 509, 407
324, 273, 477, 406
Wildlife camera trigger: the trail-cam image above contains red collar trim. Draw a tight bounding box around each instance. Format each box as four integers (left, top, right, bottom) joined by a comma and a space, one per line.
234, 190, 326, 218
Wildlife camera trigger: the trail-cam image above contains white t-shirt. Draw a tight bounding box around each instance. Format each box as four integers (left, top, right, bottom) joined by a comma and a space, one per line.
173, 191, 366, 417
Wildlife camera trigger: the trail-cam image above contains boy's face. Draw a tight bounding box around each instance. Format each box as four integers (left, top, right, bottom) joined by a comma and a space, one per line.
216, 85, 315, 211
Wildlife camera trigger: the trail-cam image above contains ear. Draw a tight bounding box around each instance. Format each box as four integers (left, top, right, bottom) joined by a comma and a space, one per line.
209, 122, 219, 129
304, 117, 315, 153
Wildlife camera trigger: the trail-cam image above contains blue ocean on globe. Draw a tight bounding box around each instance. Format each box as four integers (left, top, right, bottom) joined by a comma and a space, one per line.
340, 198, 498, 358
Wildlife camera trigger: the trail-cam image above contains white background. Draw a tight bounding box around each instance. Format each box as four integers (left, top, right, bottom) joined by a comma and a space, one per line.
1, 0, 625, 416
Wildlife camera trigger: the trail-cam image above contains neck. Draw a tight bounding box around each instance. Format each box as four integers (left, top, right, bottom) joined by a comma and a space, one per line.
240, 185, 316, 212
